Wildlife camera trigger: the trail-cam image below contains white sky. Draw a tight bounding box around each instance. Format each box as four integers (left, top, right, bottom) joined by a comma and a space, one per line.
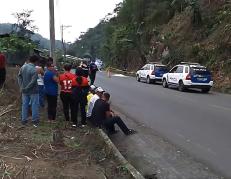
0, 0, 122, 42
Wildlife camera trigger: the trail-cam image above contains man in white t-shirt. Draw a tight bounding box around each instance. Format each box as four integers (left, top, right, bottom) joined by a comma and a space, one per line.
87, 87, 104, 119
36, 65, 45, 107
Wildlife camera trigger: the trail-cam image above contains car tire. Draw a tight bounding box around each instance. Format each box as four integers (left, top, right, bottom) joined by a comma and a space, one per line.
201, 88, 210, 93
163, 78, 168, 88
178, 81, 185, 92
147, 76, 152, 84
136, 75, 140, 82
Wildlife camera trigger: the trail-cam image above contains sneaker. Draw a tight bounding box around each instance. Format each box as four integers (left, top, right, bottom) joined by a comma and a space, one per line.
125, 129, 137, 136
32, 121, 39, 128
33, 124, 38, 128
21, 121, 28, 126
72, 124, 77, 128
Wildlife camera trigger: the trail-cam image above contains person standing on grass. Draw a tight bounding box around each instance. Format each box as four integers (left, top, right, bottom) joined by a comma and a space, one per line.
44, 61, 59, 122
79, 61, 89, 78
59, 64, 76, 123
92, 92, 136, 135
89, 61, 98, 85
18, 55, 39, 127
36, 61, 45, 108
71, 67, 89, 127
0, 51, 6, 88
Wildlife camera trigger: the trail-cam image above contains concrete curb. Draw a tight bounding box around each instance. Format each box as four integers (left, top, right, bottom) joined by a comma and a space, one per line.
97, 129, 145, 179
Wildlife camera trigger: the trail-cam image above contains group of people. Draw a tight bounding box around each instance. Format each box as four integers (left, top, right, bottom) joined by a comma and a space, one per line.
17, 55, 135, 135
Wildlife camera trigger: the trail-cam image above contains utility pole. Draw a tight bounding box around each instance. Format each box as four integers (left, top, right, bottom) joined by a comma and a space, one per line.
61, 25, 71, 60
49, 0, 56, 64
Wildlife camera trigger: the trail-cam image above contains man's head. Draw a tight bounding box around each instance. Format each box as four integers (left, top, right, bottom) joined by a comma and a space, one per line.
102, 92, 110, 102
46, 61, 54, 70
95, 87, 105, 98
64, 64, 72, 72
29, 55, 39, 64
90, 85, 96, 94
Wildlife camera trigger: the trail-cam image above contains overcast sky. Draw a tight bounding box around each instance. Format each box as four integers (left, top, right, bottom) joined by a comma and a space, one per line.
0, 0, 122, 42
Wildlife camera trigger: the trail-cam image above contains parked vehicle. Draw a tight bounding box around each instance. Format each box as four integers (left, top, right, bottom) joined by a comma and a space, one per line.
162, 62, 213, 93
136, 63, 168, 84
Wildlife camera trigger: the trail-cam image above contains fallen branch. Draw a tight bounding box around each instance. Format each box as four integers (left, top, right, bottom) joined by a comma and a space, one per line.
0, 154, 23, 160
0, 109, 17, 117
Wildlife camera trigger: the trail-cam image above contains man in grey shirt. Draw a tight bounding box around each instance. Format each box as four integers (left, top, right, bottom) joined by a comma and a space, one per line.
18, 55, 39, 127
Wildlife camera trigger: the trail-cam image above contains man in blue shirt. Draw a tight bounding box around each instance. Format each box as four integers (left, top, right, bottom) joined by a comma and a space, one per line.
44, 61, 59, 122
18, 55, 39, 127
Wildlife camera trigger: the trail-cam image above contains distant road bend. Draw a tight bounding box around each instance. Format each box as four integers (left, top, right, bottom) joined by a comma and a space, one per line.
95, 71, 231, 178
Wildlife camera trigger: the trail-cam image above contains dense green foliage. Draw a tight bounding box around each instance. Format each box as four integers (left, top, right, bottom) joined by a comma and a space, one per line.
68, 0, 231, 88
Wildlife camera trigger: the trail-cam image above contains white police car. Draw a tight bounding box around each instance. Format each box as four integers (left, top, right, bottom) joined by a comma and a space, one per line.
162, 62, 213, 93
136, 63, 168, 84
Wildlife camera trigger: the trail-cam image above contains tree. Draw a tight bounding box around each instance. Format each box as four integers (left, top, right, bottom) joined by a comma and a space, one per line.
12, 10, 38, 38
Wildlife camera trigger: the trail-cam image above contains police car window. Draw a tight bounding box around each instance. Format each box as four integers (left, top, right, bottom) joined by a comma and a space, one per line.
169, 66, 177, 73
151, 66, 154, 70
191, 67, 211, 75
176, 66, 183, 73
185, 67, 189, 73
146, 65, 151, 70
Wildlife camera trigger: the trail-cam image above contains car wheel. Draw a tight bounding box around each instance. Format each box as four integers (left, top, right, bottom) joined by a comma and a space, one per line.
178, 81, 185, 92
163, 78, 168, 88
201, 88, 210, 93
136, 75, 140, 82
147, 76, 151, 84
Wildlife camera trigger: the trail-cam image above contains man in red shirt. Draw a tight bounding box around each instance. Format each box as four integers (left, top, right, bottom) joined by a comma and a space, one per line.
0, 51, 6, 87
59, 64, 76, 122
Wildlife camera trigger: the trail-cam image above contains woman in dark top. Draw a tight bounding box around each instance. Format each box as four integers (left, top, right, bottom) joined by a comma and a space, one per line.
44, 61, 59, 122
72, 67, 89, 127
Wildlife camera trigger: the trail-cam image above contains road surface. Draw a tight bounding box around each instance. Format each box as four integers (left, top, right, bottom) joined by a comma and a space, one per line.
95, 72, 231, 178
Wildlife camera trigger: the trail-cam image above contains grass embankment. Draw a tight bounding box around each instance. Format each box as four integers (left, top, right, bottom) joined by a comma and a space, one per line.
0, 67, 131, 179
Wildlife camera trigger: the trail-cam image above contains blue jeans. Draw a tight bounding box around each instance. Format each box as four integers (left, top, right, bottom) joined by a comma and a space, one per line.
22, 93, 39, 124
38, 85, 45, 107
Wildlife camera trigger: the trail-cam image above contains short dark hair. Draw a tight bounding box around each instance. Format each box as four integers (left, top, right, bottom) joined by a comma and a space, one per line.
46, 61, 53, 67
29, 55, 39, 63
75, 67, 83, 76
103, 92, 110, 101
64, 64, 72, 71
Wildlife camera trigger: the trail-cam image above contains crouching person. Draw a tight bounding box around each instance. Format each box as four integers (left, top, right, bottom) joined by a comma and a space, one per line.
92, 92, 136, 135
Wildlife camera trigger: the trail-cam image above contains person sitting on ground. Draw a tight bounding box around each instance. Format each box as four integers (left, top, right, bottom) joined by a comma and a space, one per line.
44, 61, 59, 122
71, 67, 89, 127
92, 92, 136, 135
87, 85, 96, 109
86, 86, 104, 121
59, 64, 76, 123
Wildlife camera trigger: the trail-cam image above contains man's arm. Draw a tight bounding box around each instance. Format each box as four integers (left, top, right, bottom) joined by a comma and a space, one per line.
23, 70, 38, 90
17, 68, 23, 90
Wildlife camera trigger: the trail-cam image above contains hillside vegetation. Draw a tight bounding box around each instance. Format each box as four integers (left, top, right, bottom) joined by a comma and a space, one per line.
68, 0, 231, 92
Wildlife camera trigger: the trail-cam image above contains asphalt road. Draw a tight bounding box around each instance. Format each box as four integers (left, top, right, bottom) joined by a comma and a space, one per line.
95, 72, 231, 178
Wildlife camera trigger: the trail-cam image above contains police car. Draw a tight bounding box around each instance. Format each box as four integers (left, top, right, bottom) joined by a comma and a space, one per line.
162, 62, 213, 93
136, 63, 168, 84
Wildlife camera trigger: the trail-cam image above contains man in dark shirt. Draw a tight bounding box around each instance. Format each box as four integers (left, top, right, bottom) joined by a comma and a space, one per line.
92, 92, 136, 135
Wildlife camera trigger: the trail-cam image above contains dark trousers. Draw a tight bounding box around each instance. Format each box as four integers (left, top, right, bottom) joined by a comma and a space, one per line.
0, 68, 6, 87
75, 98, 87, 125
89, 72, 96, 85
60, 92, 76, 122
46, 94, 57, 120
104, 116, 129, 134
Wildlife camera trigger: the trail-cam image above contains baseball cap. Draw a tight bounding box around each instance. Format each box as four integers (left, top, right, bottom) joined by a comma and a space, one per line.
90, 85, 96, 90
95, 87, 105, 93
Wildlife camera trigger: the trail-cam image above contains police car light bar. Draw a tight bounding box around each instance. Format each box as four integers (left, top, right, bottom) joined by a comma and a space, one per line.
180, 62, 200, 65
